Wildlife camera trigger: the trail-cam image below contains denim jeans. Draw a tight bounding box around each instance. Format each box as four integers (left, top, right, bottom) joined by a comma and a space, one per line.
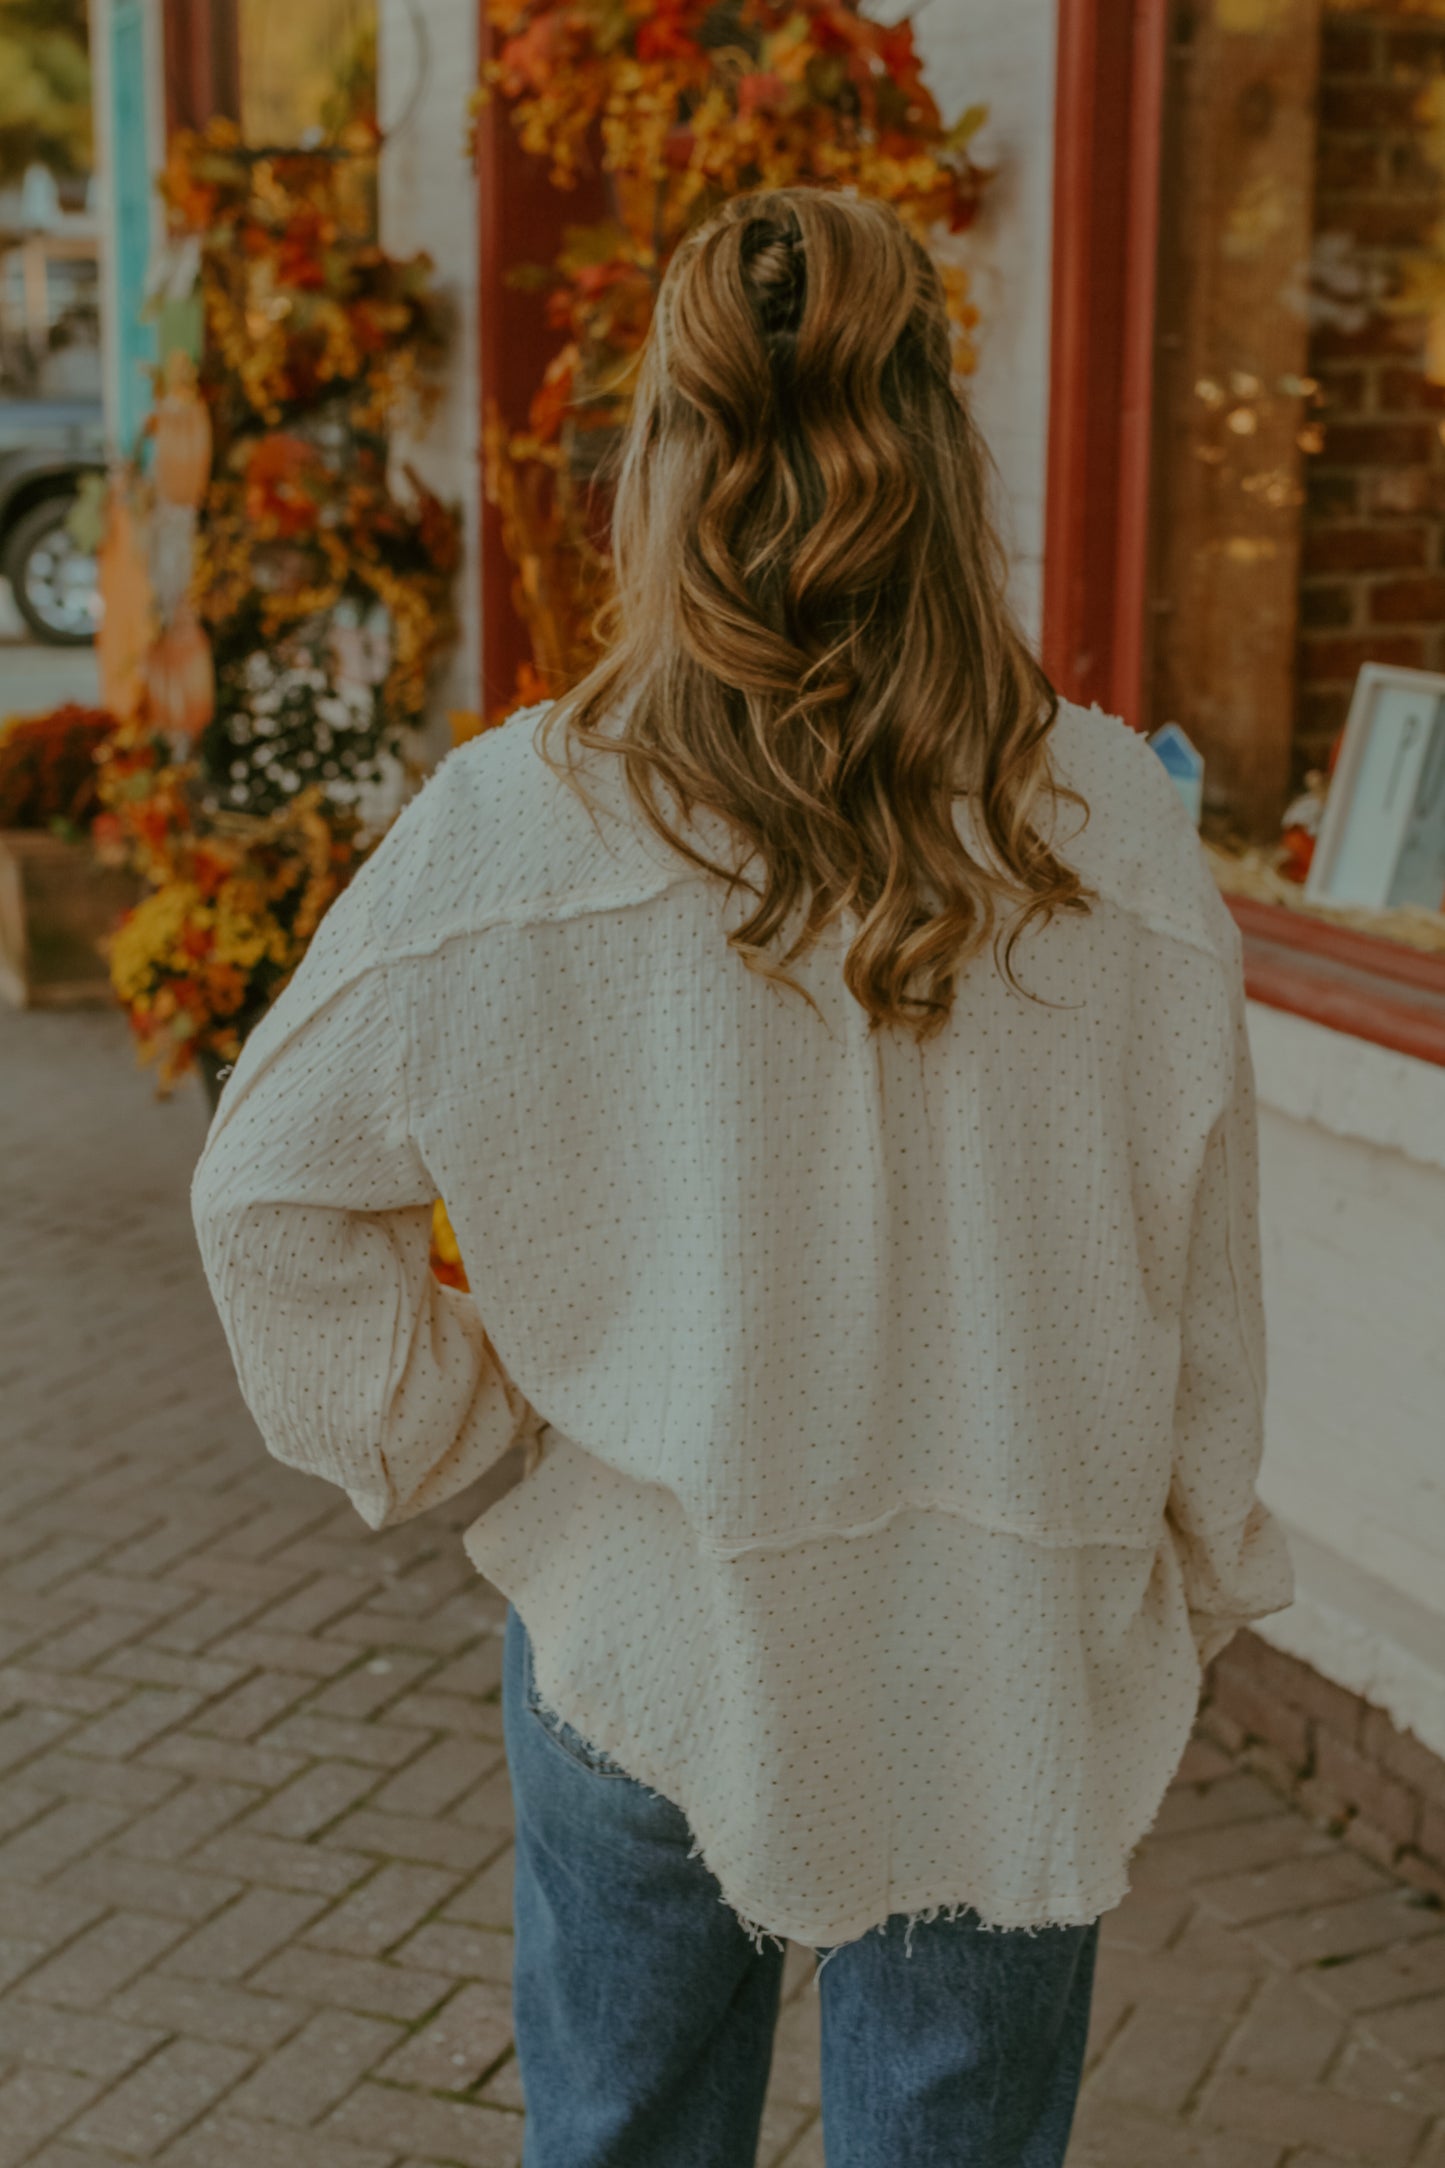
502, 1602, 1098, 2167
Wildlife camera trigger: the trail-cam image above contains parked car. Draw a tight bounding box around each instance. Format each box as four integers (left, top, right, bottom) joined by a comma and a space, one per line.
0, 397, 105, 646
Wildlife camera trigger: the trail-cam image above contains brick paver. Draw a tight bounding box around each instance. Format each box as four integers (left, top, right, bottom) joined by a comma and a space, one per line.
3, 1002, 1443, 2165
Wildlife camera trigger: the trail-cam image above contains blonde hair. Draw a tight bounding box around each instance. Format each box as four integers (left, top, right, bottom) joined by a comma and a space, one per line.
539, 185, 1090, 1039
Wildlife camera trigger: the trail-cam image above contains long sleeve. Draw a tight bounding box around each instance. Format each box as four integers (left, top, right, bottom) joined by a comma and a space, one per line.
190, 836, 541, 1532
1166, 929, 1295, 1669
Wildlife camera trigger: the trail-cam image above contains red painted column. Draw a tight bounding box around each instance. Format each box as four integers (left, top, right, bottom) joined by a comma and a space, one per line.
1041, 0, 1167, 727
474, 11, 606, 716
161, 0, 241, 132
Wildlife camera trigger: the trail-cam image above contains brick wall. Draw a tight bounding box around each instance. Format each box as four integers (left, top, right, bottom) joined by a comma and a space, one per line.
1296, 10, 1445, 781
1202, 1630, 1445, 1904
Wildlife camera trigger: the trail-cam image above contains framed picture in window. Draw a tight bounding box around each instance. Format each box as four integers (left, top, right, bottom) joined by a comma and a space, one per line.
1305, 663, 1445, 915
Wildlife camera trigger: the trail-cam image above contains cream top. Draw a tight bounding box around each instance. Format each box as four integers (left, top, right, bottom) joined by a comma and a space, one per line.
191, 698, 1293, 1947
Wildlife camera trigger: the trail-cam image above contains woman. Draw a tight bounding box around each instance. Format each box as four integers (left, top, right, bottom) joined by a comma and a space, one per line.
192, 187, 1293, 2167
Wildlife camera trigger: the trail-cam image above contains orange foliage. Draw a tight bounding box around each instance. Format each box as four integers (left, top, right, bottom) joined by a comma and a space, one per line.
478, 0, 992, 715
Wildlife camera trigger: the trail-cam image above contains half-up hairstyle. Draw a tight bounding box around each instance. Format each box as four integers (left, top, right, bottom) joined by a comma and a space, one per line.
538, 185, 1091, 1040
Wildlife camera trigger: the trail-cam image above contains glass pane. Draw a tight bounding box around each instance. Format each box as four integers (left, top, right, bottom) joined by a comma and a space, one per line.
1148, 0, 1445, 920
238, 0, 377, 149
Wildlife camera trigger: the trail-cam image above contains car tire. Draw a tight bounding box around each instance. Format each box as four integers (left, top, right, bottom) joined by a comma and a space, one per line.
3, 492, 100, 647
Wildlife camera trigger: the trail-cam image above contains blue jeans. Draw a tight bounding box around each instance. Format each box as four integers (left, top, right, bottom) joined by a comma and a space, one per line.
502, 1603, 1098, 2167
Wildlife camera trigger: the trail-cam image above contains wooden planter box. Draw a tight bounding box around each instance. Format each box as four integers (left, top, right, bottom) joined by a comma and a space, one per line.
0, 829, 142, 1010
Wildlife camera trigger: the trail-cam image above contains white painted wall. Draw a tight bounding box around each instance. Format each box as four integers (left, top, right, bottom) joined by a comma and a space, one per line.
1247, 1003, 1445, 1759
912, 0, 1058, 641
377, 0, 480, 755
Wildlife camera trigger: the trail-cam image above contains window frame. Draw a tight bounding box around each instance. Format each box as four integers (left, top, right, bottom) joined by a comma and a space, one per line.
1044, 0, 1445, 1069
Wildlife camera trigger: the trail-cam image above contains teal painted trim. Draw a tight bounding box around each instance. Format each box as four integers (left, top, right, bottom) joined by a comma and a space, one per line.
110, 0, 157, 455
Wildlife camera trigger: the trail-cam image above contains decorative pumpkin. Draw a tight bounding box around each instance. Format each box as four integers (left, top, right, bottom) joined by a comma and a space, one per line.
96, 482, 154, 722
147, 610, 216, 742
152, 352, 213, 508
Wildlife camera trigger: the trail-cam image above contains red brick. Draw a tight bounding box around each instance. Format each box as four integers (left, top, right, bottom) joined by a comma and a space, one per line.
0, 2067, 104, 2165
1175, 1736, 1235, 1787
1370, 573, 1445, 622
1300, 631, 1426, 680
1254, 1884, 1444, 1973
1295, 1773, 1354, 1833
1197, 1702, 1248, 1758
1361, 1708, 1445, 1812
1322, 419, 1437, 467
1361, 1990, 1445, 2066
1313, 316, 1422, 365
1321, 22, 1379, 78
1347, 1814, 1408, 1873
376, 1980, 514, 2091
55, 1852, 240, 1924
1293, 685, 1351, 751
15, 1912, 187, 2011
1315, 364, 1367, 414
1298, 582, 1356, 631
1315, 1731, 1421, 1848
158, 1888, 329, 1984
1090, 1998, 1236, 2117
188, 1830, 369, 1898
1335, 199, 1440, 251
1377, 365, 1445, 414
0, 1999, 163, 2083
250, 1944, 454, 2022
1195, 1847, 1386, 1933
1364, 465, 1445, 517
392, 1919, 514, 1986
192, 1673, 312, 1743
304, 1861, 458, 1958
1387, 25, 1445, 70
1301, 523, 1428, 574
242, 1760, 377, 1841
1395, 1848, 1445, 1904
369, 1738, 499, 1820
1196, 2068, 1426, 2161
0, 1797, 129, 1882
109, 1974, 306, 2054
221, 2008, 402, 2126
1320, 80, 1425, 132
0, 1885, 103, 1952
328, 1807, 499, 1876
64, 2039, 254, 2158
1418, 1797, 1445, 1868
1280, 1661, 1368, 1748
114, 1780, 255, 1862
1221, 1974, 1344, 2086
1314, 137, 1382, 193
323, 2083, 522, 2166
1389, 135, 1445, 192
158, 2117, 395, 2168
1305, 469, 1361, 519
1306, 1928, 1445, 2014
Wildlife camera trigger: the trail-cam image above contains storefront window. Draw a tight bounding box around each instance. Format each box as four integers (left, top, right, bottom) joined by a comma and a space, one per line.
237, 0, 377, 151
1146, 0, 1445, 953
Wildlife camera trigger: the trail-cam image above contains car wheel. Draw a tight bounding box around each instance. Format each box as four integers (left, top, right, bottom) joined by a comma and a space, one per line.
3, 493, 101, 647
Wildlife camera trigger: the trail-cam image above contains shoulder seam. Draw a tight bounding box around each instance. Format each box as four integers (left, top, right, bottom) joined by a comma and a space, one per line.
371, 864, 694, 972
1086, 886, 1235, 973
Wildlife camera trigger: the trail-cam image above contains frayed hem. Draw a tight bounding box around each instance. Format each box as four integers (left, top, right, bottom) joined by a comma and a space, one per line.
805, 1899, 1085, 1986
694, 1860, 1109, 1982
686, 1834, 789, 1955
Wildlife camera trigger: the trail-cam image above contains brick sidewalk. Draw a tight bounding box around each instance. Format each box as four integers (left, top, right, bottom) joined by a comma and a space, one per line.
2, 1003, 1442, 2167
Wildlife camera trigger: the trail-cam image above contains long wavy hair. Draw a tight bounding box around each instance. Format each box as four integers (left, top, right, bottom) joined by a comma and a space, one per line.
538, 185, 1091, 1039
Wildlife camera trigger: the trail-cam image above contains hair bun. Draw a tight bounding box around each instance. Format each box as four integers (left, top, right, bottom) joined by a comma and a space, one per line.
745, 224, 804, 336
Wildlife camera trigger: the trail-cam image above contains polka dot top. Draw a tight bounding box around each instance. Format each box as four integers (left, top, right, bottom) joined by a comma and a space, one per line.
191, 697, 1294, 1947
